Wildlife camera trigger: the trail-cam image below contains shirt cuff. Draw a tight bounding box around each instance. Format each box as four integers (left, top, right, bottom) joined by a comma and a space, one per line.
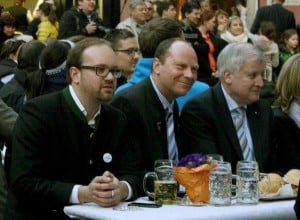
121, 181, 132, 201
70, 184, 81, 204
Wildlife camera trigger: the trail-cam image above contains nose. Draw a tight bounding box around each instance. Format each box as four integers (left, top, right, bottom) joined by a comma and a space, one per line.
255, 74, 264, 87
184, 67, 197, 79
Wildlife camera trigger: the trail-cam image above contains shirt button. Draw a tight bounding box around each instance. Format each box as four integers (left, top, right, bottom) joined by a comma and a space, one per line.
90, 132, 94, 138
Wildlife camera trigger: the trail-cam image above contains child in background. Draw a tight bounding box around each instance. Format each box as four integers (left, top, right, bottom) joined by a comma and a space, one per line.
278, 29, 299, 74
36, 2, 59, 41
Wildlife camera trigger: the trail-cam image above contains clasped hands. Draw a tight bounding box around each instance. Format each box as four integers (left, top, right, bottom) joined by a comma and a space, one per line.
78, 171, 129, 207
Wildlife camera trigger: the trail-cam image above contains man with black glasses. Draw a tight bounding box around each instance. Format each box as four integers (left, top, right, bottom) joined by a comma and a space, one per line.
4, 38, 142, 220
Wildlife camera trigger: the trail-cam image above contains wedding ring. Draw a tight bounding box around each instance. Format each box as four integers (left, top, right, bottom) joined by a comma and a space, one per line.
111, 190, 114, 198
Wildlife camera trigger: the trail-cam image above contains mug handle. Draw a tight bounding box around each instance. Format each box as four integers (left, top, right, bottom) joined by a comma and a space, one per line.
143, 172, 157, 200
231, 174, 239, 200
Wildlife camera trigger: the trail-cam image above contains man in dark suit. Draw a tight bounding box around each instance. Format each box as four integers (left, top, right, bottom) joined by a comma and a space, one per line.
180, 43, 274, 172
250, 0, 296, 42
110, 38, 198, 172
4, 38, 142, 220
0, 98, 17, 220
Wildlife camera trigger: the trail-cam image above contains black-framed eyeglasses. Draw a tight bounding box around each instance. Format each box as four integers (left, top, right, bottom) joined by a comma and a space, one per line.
80, 65, 122, 78
115, 48, 140, 56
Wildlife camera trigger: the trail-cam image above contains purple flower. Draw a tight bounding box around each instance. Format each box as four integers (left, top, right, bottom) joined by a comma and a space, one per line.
177, 153, 207, 168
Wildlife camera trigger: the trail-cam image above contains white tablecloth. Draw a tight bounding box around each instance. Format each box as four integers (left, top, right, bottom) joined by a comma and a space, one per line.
64, 197, 297, 220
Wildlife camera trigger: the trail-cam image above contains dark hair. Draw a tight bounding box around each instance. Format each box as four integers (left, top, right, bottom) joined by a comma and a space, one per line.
26, 40, 71, 99
280, 29, 298, 45
66, 37, 112, 83
156, 1, 174, 17
39, 2, 57, 25
259, 21, 276, 41
0, 39, 25, 59
154, 38, 186, 64
0, 14, 18, 29
17, 40, 46, 73
181, 1, 200, 19
104, 29, 135, 50
138, 17, 182, 58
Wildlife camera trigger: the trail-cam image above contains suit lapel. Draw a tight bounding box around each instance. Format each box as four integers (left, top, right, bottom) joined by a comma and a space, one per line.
212, 83, 243, 158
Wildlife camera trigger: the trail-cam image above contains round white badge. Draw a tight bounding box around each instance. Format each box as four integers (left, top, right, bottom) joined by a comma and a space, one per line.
103, 153, 112, 163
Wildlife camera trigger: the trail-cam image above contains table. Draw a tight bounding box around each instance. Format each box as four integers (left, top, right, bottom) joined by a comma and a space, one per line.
64, 197, 297, 220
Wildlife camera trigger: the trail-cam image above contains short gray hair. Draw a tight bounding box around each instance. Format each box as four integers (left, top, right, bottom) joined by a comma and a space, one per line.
130, 0, 146, 9
217, 43, 265, 80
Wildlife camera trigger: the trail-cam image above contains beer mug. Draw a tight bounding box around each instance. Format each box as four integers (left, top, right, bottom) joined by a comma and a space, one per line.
143, 159, 177, 204
209, 161, 238, 206
236, 160, 260, 204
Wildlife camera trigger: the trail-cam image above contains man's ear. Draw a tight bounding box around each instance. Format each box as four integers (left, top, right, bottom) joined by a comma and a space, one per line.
223, 71, 233, 84
152, 58, 161, 75
69, 67, 81, 85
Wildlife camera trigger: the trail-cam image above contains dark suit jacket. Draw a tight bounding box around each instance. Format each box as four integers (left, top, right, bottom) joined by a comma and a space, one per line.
179, 83, 274, 172
251, 4, 296, 42
0, 98, 17, 220
273, 107, 300, 174
110, 77, 180, 173
4, 88, 142, 220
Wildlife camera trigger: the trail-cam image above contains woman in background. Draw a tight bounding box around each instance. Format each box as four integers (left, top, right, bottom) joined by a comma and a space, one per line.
36, 2, 59, 41
272, 53, 300, 174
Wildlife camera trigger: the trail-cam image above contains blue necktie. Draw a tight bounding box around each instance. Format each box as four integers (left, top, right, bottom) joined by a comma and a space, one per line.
232, 108, 253, 160
166, 109, 178, 162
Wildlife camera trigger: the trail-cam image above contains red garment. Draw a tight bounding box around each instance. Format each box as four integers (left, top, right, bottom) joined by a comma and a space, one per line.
202, 33, 216, 72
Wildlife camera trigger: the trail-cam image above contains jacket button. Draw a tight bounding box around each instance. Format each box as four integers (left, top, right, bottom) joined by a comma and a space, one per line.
89, 160, 93, 165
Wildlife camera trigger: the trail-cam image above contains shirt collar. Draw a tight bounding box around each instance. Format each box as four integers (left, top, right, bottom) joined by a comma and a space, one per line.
221, 84, 246, 111
69, 85, 101, 127
149, 75, 174, 112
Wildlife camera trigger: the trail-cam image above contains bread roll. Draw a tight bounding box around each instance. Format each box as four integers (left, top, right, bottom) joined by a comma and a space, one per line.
259, 173, 284, 194
284, 169, 300, 194
284, 169, 300, 186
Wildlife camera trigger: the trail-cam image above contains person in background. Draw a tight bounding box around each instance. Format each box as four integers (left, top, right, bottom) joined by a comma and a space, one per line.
110, 38, 198, 173
0, 15, 18, 51
0, 98, 17, 220
198, 0, 210, 14
26, 0, 61, 39
214, 9, 229, 37
277, 29, 299, 74
58, 0, 107, 39
25, 39, 72, 100
37, 2, 59, 41
180, 43, 274, 172
156, 1, 177, 19
220, 15, 251, 44
0, 39, 25, 88
0, 40, 45, 113
272, 54, 300, 174
144, 0, 155, 21
197, 9, 227, 86
5, 0, 32, 33
104, 29, 140, 89
250, 0, 296, 43
116, 0, 147, 46
4, 38, 143, 220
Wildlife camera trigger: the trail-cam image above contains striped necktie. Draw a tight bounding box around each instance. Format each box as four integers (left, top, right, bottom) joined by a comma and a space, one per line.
166, 109, 178, 162
232, 108, 253, 160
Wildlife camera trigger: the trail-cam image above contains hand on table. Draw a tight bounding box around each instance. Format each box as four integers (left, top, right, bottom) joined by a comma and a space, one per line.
78, 171, 129, 207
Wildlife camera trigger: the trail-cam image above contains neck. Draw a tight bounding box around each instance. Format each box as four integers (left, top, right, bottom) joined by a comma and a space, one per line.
73, 85, 100, 121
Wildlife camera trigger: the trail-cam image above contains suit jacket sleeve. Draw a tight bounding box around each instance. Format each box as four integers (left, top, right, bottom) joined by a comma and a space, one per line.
179, 96, 218, 157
